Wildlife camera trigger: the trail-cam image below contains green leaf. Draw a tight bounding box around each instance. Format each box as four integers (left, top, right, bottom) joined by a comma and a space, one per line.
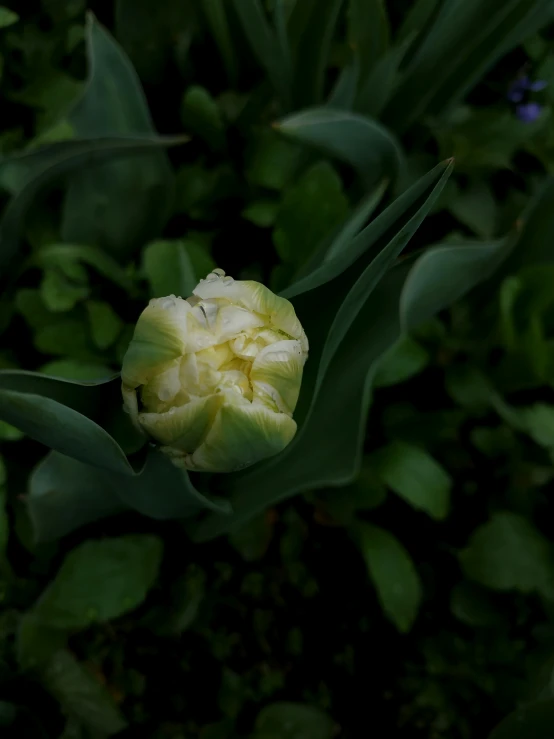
142, 239, 197, 299
290, 0, 343, 107
33, 535, 162, 628
373, 334, 430, 387
28, 449, 230, 542
181, 85, 226, 151
61, 14, 175, 259
253, 703, 334, 739
371, 441, 451, 520
400, 238, 513, 331
27, 452, 128, 542
347, 0, 389, 81
16, 612, 67, 670
357, 523, 422, 632
0, 135, 185, 276
85, 301, 124, 349
242, 200, 279, 227
42, 650, 127, 736
275, 108, 402, 190
32, 243, 136, 293
460, 511, 554, 599
448, 181, 497, 238
520, 404, 554, 448
233, 0, 292, 109
0, 372, 133, 475
0, 457, 7, 566
450, 581, 505, 628
273, 161, 349, 269
39, 360, 114, 383
40, 269, 89, 313
246, 129, 302, 191
0, 7, 18, 28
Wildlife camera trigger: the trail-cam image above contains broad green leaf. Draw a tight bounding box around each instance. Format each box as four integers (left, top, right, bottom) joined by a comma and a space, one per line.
0, 7, 18, 28
357, 523, 422, 632
233, 0, 292, 109
460, 511, 554, 599
27, 452, 128, 542
33, 535, 163, 628
61, 15, 175, 259
142, 239, 197, 299
291, 0, 343, 107
253, 703, 334, 739
347, 0, 389, 81
273, 161, 348, 269
181, 86, 226, 151
400, 238, 514, 331
275, 108, 402, 190
34, 318, 99, 361
0, 135, 185, 276
43, 650, 127, 736
371, 441, 451, 520
85, 301, 124, 349
0, 388, 133, 475
28, 449, 230, 542
0, 369, 118, 417
373, 335, 429, 387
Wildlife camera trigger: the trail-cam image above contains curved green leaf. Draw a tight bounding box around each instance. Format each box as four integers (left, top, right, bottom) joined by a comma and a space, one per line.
28, 452, 128, 543
274, 108, 403, 190
61, 14, 177, 259
0, 389, 133, 475
28, 449, 230, 542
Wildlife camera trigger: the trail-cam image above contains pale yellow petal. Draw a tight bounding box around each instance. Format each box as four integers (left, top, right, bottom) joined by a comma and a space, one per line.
188, 402, 297, 472
121, 296, 191, 388
139, 393, 223, 451
250, 340, 307, 415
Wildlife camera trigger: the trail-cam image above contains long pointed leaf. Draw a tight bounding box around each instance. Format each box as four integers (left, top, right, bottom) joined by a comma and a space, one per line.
275, 108, 403, 190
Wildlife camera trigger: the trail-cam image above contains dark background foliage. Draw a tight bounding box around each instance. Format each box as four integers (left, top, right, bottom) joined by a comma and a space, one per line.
3, 1, 554, 738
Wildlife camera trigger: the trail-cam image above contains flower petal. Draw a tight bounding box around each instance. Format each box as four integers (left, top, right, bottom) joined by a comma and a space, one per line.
189, 402, 297, 472
121, 296, 191, 389
139, 393, 224, 451
250, 339, 307, 415
193, 271, 308, 350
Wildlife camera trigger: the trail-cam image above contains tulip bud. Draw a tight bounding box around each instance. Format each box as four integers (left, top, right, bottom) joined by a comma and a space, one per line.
121, 269, 309, 472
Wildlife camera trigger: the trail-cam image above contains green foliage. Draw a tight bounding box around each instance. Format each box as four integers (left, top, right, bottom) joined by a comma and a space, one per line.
2, 1, 554, 737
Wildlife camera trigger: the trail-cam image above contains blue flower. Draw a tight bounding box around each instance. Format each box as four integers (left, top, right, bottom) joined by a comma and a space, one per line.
507, 75, 547, 103
516, 102, 543, 123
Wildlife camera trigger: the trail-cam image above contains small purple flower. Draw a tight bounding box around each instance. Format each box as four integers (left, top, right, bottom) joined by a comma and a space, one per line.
516, 102, 543, 123
507, 75, 547, 103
